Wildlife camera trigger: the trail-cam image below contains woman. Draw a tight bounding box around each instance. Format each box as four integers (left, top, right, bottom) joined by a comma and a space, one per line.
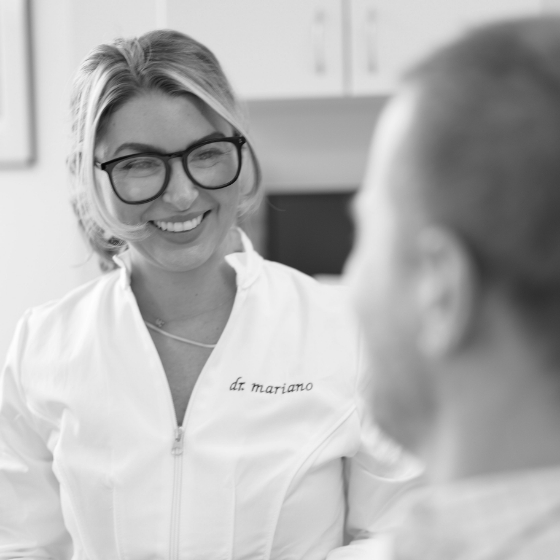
0, 30, 418, 559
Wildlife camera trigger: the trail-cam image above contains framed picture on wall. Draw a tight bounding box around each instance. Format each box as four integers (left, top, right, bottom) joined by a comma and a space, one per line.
0, 0, 33, 167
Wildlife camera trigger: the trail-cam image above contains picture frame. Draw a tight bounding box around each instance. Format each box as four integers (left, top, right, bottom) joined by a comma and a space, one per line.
0, 0, 33, 167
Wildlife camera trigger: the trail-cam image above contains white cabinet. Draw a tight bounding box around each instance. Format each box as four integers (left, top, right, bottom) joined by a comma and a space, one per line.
165, 0, 345, 99
458, 0, 543, 28
348, 0, 459, 94
161, 0, 544, 99
348, 0, 542, 95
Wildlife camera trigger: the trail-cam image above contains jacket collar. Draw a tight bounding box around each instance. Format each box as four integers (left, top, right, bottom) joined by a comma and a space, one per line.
112, 227, 263, 291
225, 228, 263, 290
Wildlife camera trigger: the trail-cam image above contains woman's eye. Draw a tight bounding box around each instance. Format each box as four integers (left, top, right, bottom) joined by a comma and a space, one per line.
113, 157, 163, 178
122, 157, 160, 170
193, 149, 223, 161
190, 142, 233, 164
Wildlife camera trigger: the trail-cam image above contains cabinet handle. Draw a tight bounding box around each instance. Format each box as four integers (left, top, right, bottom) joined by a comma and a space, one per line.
313, 10, 327, 75
365, 10, 377, 74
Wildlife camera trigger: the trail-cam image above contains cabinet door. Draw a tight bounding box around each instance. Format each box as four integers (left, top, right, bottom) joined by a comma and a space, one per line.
349, 0, 543, 95
164, 0, 345, 99
459, 0, 542, 28
348, 0, 460, 94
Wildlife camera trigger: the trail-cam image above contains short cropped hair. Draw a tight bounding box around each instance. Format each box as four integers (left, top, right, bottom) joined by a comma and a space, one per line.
402, 17, 560, 351
68, 29, 262, 270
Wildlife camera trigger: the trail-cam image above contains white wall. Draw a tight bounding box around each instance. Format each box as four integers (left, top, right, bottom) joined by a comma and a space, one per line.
0, 0, 99, 363
246, 97, 385, 193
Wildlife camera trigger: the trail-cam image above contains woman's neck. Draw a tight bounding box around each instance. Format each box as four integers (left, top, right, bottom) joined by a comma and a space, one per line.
128, 231, 241, 325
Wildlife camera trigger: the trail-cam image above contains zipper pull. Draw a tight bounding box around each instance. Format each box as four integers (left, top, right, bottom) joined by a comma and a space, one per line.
171, 427, 184, 456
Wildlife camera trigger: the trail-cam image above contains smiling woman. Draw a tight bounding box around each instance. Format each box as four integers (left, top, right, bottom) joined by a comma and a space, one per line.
0, 29, 419, 560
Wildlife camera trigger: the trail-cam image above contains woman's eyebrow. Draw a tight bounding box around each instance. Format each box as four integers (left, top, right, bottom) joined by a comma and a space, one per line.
112, 142, 156, 157
111, 131, 228, 158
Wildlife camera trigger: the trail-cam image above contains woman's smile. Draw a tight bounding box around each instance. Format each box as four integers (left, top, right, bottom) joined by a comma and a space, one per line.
151, 211, 208, 233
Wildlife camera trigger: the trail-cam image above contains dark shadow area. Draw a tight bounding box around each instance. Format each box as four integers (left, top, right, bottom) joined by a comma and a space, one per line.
266, 191, 355, 276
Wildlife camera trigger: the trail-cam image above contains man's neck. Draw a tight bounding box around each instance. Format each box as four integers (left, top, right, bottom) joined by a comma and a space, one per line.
424, 372, 560, 484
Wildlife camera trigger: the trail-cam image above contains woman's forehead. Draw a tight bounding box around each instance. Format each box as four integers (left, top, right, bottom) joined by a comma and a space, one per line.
95, 92, 232, 158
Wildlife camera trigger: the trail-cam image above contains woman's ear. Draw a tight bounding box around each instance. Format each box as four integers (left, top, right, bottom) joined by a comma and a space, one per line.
415, 226, 479, 357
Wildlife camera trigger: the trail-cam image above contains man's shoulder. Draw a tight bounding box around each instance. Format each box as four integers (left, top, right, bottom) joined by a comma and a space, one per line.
392, 468, 560, 560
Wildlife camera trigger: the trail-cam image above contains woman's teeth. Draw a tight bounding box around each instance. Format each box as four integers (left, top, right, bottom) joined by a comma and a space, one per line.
154, 214, 204, 232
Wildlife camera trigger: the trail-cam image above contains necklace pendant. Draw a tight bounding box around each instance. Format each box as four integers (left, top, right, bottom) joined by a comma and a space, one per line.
155, 318, 165, 328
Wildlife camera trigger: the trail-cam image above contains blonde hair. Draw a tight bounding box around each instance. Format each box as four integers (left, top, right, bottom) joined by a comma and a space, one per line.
68, 29, 262, 270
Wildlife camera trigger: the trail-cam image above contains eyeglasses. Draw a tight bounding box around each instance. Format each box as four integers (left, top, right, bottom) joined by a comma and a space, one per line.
95, 136, 246, 205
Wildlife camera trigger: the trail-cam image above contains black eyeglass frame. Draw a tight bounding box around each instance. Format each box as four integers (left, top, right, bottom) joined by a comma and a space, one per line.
95, 135, 247, 205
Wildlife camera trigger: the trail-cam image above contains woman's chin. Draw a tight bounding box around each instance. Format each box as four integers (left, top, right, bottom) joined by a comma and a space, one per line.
128, 228, 234, 275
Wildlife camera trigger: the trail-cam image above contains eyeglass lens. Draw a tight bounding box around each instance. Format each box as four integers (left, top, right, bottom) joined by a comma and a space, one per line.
110, 140, 241, 202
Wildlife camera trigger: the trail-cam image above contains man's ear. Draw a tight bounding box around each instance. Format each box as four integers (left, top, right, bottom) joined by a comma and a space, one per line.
414, 226, 478, 357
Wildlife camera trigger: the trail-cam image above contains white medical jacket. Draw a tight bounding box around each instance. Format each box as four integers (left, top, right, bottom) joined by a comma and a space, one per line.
0, 234, 418, 560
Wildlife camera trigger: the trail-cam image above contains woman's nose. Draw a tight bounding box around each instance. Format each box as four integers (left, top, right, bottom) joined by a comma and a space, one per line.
161, 159, 199, 210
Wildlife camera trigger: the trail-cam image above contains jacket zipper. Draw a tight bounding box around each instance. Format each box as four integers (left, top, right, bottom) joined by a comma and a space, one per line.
170, 426, 185, 560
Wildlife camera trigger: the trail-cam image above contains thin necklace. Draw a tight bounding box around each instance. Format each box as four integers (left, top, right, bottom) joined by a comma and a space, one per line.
142, 295, 234, 350
144, 320, 217, 349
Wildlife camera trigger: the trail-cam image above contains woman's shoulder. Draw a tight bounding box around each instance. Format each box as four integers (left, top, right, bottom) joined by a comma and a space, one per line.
24, 268, 122, 331
5, 270, 124, 369
255, 259, 361, 346
260, 258, 351, 308
253, 259, 367, 389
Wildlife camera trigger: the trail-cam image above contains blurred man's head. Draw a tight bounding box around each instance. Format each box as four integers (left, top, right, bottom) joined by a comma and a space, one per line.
346, 17, 560, 470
